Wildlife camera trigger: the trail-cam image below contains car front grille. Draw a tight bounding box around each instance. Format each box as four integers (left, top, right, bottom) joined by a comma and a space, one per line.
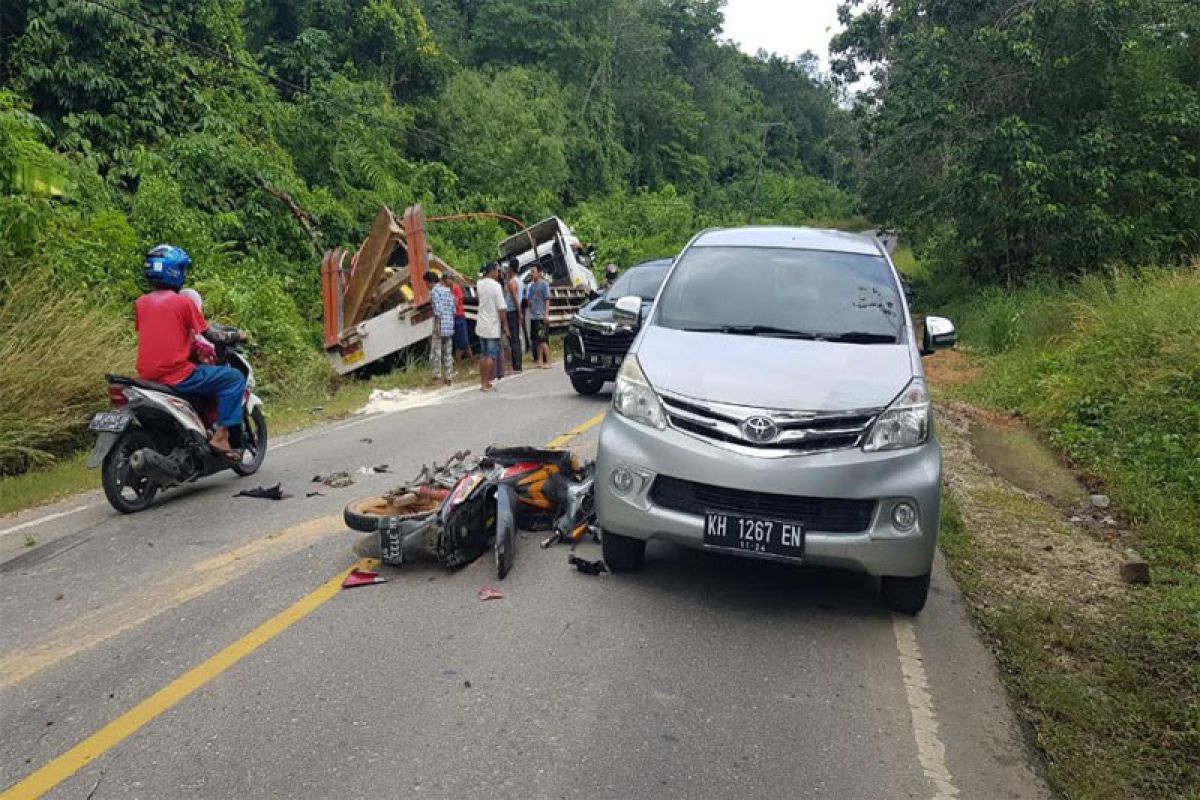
579, 326, 637, 355
660, 393, 878, 457
650, 476, 876, 534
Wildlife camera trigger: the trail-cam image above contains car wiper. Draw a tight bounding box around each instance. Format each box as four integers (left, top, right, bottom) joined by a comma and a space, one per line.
818, 331, 900, 344
718, 325, 820, 340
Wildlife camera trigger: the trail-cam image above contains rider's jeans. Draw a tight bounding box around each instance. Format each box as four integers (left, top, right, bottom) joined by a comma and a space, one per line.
173, 365, 246, 428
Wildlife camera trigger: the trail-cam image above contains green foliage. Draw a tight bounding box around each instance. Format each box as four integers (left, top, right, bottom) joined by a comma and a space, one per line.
0, 271, 137, 475
0, 0, 858, 477
951, 266, 1200, 571
835, 0, 1200, 283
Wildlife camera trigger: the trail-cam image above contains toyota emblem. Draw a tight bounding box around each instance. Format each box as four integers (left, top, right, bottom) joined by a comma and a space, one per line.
741, 416, 779, 443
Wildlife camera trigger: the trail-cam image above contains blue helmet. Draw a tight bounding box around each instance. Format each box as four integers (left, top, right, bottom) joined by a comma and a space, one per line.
144, 244, 191, 289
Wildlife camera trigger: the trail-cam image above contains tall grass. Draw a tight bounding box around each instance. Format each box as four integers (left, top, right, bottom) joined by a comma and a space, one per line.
0, 271, 136, 474
939, 265, 1200, 796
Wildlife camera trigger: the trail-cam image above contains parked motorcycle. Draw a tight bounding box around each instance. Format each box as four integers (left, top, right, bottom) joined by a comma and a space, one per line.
87, 332, 267, 513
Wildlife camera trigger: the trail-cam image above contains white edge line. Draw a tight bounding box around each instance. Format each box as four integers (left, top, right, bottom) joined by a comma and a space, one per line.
0, 505, 92, 539
892, 613, 960, 800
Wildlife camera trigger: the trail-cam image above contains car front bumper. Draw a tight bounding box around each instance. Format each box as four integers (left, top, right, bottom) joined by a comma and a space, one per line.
595, 412, 943, 577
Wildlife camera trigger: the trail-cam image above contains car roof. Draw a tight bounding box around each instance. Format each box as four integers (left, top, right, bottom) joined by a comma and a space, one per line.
691, 227, 882, 256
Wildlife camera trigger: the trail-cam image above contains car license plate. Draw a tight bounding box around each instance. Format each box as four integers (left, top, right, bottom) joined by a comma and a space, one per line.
704, 512, 804, 559
342, 346, 365, 365
88, 411, 131, 434
587, 354, 621, 368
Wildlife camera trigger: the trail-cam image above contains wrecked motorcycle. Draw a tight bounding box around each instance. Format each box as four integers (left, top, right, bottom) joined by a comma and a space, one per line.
343, 447, 596, 578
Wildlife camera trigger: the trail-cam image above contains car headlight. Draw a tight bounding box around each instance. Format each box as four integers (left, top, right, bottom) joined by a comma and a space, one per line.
612, 355, 667, 430
863, 378, 930, 452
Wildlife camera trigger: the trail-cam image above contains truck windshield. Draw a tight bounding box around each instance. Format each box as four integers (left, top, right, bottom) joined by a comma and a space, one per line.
654, 247, 903, 342
607, 265, 670, 300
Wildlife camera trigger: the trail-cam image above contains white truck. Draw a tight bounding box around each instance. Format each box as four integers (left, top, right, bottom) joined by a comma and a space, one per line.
320, 208, 599, 376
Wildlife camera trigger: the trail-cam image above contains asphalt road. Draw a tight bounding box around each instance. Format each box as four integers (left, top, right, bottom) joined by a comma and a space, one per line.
1, 367, 1050, 799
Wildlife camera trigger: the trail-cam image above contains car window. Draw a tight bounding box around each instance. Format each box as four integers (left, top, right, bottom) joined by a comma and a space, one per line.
607, 265, 670, 300
654, 247, 903, 341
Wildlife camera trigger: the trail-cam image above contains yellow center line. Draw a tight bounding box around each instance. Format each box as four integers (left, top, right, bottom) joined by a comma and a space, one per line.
0, 558, 378, 800
547, 411, 607, 449
3, 408, 607, 800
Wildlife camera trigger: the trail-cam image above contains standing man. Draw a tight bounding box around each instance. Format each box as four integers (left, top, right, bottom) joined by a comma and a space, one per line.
527, 264, 552, 369
449, 274, 475, 371
505, 259, 523, 374
475, 262, 510, 392
426, 271, 456, 386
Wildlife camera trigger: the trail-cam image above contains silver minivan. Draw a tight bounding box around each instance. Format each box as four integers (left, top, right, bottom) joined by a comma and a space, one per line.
594, 227, 957, 614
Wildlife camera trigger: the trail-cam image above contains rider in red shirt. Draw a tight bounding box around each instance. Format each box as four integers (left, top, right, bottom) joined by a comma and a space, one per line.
136, 245, 247, 455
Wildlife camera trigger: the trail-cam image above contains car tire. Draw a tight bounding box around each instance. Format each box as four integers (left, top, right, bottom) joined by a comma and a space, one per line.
601, 530, 645, 572
881, 573, 931, 615
570, 374, 605, 395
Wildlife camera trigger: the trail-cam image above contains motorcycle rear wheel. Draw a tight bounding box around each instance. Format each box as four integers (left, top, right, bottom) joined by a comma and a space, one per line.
101, 429, 160, 514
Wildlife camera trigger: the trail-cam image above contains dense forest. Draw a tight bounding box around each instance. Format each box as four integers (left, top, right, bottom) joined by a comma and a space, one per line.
0, 0, 860, 470
2, 0, 1199, 471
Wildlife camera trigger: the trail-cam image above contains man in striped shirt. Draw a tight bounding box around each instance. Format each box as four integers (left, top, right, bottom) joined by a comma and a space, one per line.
427, 271, 457, 385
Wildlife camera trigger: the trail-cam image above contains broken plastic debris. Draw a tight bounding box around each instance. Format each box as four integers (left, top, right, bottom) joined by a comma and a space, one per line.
477, 587, 504, 602
233, 484, 289, 500
342, 568, 387, 589
313, 471, 355, 488
568, 555, 608, 576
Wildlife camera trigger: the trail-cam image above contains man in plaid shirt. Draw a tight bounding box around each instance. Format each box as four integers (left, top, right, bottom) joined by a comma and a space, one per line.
426, 271, 457, 385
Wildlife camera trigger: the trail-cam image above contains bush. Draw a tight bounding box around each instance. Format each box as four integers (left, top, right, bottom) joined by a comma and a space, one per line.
953, 266, 1200, 568
0, 271, 136, 474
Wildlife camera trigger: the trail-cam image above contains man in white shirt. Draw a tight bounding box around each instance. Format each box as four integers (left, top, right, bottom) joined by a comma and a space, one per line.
474, 262, 510, 392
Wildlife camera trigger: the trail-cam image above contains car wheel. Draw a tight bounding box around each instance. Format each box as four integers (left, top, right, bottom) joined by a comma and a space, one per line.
881, 573, 931, 615
601, 530, 645, 572
570, 374, 605, 395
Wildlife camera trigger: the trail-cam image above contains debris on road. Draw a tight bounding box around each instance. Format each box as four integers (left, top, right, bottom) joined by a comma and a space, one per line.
477, 587, 504, 601
568, 555, 608, 576
234, 484, 290, 500
313, 471, 355, 489
306, 490, 324, 498
355, 464, 392, 476
360, 437, 374, 444
342, 568, 388, 589
341, 446, 595, 580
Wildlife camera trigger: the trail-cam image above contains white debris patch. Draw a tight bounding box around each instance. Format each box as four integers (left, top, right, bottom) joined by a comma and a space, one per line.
357, 388, 422, 415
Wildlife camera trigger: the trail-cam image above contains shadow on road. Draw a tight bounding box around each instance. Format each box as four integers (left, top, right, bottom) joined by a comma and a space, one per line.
615, 540, 887, 619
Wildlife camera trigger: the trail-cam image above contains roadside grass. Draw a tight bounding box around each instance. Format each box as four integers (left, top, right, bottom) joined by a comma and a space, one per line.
929, 262, 1200, 798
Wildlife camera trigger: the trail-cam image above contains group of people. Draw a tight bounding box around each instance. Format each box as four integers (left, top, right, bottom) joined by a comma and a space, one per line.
425, 257, 553, 392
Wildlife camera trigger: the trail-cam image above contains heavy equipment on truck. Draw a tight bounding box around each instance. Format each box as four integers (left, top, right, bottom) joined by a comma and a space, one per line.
320, 206, 599, 376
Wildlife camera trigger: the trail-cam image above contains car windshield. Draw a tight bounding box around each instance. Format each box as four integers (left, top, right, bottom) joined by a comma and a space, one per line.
654, 246, 903, 342
606, 264, 670, 301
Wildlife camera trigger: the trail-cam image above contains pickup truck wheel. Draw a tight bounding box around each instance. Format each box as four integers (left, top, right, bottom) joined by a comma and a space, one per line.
601, 530, 645, 572
570, 374, 605, 395
881, 573, 931, 615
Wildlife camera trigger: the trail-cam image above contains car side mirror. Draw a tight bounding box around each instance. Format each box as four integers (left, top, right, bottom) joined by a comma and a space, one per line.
613, 295, 641, 327
921, 316, 957, 356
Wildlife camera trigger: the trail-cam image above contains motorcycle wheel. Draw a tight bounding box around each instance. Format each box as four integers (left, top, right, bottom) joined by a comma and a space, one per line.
233, 407, 268, 476
101, 428, 160, 514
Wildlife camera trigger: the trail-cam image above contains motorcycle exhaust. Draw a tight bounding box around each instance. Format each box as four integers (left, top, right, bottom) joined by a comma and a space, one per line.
130, 448, 186, 485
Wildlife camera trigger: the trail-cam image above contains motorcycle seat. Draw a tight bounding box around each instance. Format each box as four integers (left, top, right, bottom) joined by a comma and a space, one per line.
106, 374, 192, 400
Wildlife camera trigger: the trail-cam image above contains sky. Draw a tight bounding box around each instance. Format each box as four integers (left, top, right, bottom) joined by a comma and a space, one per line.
720, 0, 844, 72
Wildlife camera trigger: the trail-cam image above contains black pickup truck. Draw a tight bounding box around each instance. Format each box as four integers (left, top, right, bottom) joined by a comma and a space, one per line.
563, 258, 672, 395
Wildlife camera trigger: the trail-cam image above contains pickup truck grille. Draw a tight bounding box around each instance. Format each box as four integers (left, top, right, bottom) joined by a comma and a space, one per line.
650, 477, 876, 533
579, 326, 637, 356
660, 393, 879, 457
